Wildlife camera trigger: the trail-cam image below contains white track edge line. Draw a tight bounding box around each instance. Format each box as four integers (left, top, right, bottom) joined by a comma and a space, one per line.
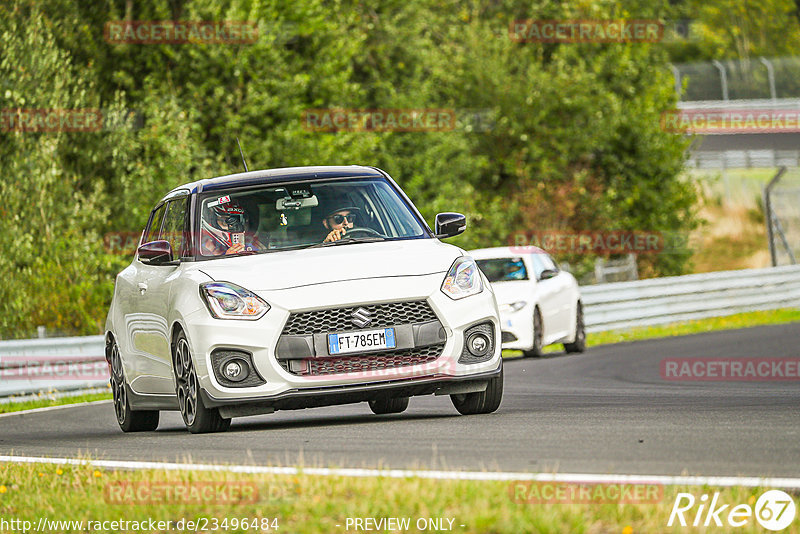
0, 400, 111, 418
1, 455, 799, 488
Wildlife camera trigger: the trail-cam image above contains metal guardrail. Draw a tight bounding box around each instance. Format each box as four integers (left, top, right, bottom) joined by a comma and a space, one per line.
0, 335, 107, 397
1, 265, 799, 397
582, 264, 800, 332
687, 150, 800, 169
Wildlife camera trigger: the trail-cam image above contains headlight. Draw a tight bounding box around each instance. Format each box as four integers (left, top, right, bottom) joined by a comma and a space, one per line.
200, 282, 270, 320
500, 301, 528, 313
441, 257, 483, 300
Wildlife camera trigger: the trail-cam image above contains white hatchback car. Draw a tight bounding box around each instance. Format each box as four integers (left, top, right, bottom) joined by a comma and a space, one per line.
469, 247, 585, 357
106, 166, 503, 433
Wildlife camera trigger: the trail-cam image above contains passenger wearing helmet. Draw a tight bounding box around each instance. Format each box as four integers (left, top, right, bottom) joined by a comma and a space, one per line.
201, 198, 263, 256
322, 206, 361, 243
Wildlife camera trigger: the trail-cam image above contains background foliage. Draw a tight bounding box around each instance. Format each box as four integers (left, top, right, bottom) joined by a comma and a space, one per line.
3, 0, 788, 338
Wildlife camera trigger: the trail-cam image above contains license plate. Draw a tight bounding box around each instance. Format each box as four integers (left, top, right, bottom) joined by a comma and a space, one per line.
328, 328, 396, 355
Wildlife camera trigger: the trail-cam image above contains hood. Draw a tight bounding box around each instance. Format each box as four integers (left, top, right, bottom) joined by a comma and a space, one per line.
488, 280, 534, 306
194, 238, 463, 291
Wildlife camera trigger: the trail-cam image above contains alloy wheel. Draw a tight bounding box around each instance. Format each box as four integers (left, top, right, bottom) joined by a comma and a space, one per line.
175, 338, 198, 426
533, 310, 543, 352
110, 342, 127, 424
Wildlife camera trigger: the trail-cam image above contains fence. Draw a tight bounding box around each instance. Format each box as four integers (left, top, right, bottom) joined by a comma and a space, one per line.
581, 264, 800, 332
672, 57, 800, 102
0, 336, 107, 397
593, 254, 638, 283
766, 170, 800, 266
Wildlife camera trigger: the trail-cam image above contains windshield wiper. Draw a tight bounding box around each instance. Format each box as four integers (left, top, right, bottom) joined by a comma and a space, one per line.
307, 236, 387, 248
258, 243, 317, 253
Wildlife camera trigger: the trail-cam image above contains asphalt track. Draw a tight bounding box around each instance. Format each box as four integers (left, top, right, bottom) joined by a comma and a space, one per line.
1, 323, 798, 477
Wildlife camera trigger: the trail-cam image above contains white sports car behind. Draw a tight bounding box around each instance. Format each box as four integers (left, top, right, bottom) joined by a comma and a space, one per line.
469, 246, 585, 357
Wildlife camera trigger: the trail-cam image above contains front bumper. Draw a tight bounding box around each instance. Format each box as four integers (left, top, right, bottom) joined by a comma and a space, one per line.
183, 272, 501, 402
497, 308, 535, 351
201, 360, 502, 418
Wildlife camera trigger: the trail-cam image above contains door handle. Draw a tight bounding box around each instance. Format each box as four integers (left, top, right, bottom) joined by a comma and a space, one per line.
137, 282, 148, 295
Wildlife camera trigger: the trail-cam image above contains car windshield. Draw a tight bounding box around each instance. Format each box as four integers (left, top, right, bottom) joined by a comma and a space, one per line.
476, 258, 529, 282
197, 177, 427, 257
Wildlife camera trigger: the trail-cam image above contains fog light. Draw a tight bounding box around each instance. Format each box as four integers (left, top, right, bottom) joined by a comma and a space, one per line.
222, 358, 249, 382
467, 333, 490, 356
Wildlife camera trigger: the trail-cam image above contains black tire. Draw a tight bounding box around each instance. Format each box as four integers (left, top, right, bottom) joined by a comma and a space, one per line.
564, 302, 587, 354
109, 339, 159, 432
173, 331, 231, 434
369, 396, 409, 415
521, 308, 544, 358
451, 361, 504, 415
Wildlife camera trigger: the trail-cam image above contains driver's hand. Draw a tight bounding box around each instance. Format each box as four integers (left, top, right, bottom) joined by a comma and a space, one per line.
323, 227, 347, 243
226, 243, 245, 254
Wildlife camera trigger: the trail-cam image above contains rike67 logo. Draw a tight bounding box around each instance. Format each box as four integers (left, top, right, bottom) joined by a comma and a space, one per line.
668, 490, 797, 531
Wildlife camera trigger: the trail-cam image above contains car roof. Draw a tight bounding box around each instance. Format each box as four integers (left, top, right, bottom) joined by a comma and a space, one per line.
469, 246, 548, 259
167, 165, 386, 196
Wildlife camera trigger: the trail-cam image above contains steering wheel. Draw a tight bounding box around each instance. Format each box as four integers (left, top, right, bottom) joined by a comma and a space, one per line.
344, 227, 384, 238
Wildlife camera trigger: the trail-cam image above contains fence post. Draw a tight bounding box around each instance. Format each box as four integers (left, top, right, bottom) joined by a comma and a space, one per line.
759, 57, 777, 100
764, 166, 787, 266
669, 64, 681, 99
712, 60, 728, 100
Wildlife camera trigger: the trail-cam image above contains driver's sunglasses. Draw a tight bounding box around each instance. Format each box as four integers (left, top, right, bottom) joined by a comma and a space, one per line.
330, 213, 358, 225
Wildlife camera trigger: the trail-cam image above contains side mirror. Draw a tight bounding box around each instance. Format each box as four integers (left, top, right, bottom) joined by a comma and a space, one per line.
539, 268, 558, 281
138, 240, 173, 265
434, 212, 467, 238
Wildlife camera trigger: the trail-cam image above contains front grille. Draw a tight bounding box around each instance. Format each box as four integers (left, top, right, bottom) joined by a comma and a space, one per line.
285, 343, 445, 376
281, 300, 437, 335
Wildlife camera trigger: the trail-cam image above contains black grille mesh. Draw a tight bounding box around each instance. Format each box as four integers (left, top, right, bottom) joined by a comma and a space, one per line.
281, 300, 437, 335
289, 343, 445, 376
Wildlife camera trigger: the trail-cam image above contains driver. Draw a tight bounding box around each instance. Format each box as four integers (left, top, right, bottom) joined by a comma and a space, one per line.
201, 199, 263, 255
322, 206, 360, 243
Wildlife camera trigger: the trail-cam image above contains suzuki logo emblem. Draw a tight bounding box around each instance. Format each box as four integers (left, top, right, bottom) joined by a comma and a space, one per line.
351, 307, 372, 328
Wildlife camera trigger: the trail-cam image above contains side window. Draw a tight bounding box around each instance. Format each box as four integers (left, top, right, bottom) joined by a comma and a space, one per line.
540, 254, 558, 273
372, 181, 424, 237
529, 253, 546, 280
161, 198, 188, 258
144, 203, 167, 243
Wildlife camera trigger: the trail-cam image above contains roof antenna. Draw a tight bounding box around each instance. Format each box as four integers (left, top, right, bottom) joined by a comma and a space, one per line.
236, 137, 249, 172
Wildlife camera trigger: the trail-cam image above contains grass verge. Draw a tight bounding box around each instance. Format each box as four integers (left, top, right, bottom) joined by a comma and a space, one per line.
0, 391, 111, 415
0, 461, 797, 533
585, 308, 800, 347
505, 308, 800, 357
